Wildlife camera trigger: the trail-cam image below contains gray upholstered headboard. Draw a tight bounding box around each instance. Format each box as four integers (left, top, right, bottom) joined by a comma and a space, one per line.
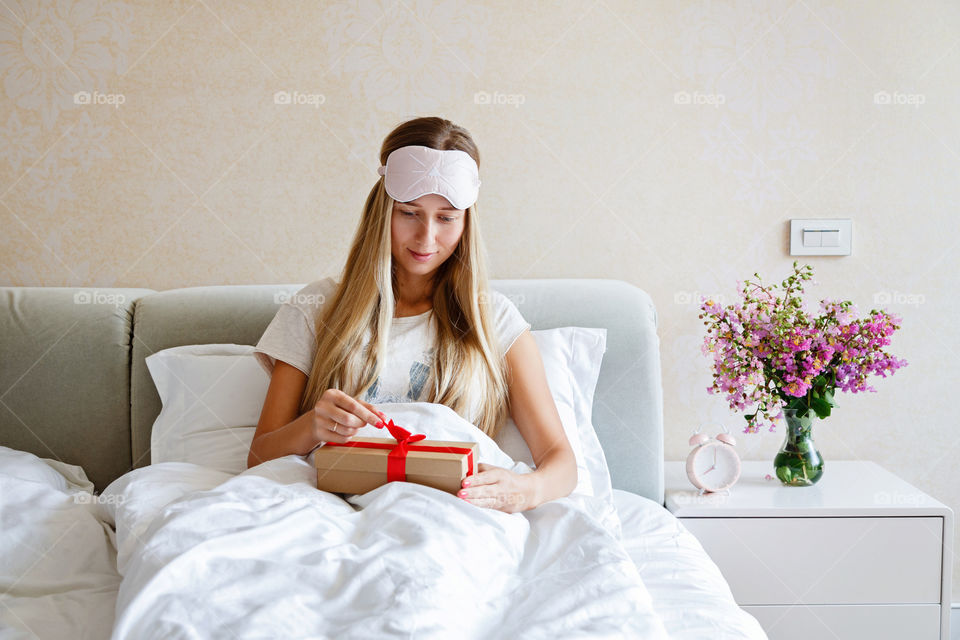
493, 280, 664, 502
1, 279, 664, 502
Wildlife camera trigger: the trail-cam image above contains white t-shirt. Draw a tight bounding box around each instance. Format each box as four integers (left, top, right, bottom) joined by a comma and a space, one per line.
253, 277, 531, 422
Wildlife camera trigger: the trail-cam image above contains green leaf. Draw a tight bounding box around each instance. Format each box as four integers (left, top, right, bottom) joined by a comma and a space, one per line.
810, 395, 833, 419
823, 388, 835, 406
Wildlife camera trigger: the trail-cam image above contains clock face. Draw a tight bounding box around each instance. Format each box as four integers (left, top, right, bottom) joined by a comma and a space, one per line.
686, 442, 741, 492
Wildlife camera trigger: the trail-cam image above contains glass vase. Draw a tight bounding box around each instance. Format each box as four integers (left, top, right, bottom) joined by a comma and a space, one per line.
773, 408, 824, 486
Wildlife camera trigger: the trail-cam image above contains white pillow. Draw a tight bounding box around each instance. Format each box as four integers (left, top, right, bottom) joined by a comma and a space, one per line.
493, 327, 613, 506
146, 344, 266, 474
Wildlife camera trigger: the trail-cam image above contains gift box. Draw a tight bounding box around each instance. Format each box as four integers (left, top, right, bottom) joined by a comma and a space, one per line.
314, 419, 477, 495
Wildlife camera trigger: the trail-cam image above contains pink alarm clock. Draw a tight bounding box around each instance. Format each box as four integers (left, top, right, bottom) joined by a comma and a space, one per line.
685, 422, 742, 494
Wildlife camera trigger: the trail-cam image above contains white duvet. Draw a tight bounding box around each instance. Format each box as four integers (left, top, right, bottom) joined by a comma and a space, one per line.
0, 404, 767, 639
102, 455, 675, 639
0, 447, 121, 640
98, 402, 673, 639
90, 401, 767, 639
613, 490, 768, 639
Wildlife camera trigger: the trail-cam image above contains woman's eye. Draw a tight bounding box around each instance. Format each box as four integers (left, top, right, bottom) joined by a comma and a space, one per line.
400, 211, 455, 223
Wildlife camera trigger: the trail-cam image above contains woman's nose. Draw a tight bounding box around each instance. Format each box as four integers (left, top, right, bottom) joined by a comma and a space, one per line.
415, 217, 435, 239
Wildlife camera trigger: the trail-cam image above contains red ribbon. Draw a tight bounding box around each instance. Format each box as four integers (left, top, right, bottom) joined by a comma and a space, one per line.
324, 418, 475, 482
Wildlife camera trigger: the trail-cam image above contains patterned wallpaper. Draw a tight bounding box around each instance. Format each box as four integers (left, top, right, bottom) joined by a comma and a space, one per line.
2, 0, 959, 588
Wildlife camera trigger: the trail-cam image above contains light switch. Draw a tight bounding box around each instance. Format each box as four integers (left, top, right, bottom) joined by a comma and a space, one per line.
803, 230, 822, 247
790, 219, 852, 256
821, 230, 840, 247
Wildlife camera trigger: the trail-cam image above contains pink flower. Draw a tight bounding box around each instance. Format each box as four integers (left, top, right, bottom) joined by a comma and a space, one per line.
699, 262, 907, 433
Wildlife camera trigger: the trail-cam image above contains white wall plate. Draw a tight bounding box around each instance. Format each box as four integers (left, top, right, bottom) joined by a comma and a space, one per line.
790, 218, 852, 256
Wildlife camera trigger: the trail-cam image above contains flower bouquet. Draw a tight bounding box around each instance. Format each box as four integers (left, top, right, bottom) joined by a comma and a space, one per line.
698, 261, 908, 485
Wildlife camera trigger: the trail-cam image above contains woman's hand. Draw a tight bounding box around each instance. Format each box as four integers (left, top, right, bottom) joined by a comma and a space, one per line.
309, 389, 385, 445
458, 463, 538, 513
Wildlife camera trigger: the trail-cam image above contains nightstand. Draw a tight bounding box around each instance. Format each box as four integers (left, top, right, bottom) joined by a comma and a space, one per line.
665, 460, 953, 640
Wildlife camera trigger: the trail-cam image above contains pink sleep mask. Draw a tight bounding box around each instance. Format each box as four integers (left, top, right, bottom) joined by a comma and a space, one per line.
377, 145, 481, 210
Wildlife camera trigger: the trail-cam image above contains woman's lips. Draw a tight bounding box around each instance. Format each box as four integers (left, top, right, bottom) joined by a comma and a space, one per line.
409, 249, 434, 262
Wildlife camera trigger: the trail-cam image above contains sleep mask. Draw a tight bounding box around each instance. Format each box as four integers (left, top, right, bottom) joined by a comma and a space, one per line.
377, 145, 481, 210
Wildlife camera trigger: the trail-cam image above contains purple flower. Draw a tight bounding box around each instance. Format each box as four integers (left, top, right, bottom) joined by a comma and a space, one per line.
699, 262, 907, 433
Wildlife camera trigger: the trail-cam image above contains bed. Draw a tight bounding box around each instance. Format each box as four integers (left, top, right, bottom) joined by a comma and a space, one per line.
0, 279, 766, 639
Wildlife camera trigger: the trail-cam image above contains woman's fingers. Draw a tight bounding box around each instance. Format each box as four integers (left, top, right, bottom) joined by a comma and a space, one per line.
459, 466, 530, 513
347, 396, 386, 427
462, 492, 519, 512
359, 398, 387, 421
462, 464, 501, 488
320, 404, 366, 430
313, 394, 383, 432
319, 389, 383, 427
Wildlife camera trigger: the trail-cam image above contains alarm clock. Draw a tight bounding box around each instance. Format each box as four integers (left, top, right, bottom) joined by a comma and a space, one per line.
685, 422, 742, 494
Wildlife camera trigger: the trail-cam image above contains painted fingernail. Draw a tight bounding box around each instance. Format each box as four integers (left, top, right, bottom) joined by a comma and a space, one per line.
462, 481, 470, 487
458, 490, 467, 497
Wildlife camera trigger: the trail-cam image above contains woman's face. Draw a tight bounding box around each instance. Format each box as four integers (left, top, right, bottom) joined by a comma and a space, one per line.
391, 193, 466, 279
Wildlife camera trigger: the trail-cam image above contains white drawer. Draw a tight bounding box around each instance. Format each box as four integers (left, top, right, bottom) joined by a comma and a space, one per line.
681, 516, 943, 605
742, 604, 941, 640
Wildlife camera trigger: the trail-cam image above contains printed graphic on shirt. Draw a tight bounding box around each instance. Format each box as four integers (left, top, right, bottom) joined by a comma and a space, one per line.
365, 377, 380, 401
407, 346, 434, 401
363, 346, 435, 405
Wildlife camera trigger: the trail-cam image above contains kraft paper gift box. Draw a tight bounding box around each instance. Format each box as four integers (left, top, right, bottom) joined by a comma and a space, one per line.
314, 419, 477, 496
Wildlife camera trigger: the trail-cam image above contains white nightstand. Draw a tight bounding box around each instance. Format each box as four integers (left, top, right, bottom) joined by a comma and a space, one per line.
665, 460, 953, 640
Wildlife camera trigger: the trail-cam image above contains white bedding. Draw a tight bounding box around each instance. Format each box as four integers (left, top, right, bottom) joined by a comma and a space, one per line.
100, 455, 672, 639
0, 447, 121, 640
613, 489, 768, 639
96, 461, 768, 638
0, 434, 765, 638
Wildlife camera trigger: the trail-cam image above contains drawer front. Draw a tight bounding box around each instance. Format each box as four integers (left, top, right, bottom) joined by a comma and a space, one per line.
742, 604, 941, 640
681, 516, 942, 605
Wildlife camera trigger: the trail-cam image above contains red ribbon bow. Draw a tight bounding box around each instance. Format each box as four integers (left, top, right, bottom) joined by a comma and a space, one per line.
378, 418, 426, 481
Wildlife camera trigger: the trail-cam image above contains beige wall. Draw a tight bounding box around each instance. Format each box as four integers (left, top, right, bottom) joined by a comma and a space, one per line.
2, 0, 958, 590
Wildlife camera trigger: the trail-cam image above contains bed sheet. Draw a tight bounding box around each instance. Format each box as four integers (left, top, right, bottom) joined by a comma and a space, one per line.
0, 447, 121, 640
613, 488, 768, 639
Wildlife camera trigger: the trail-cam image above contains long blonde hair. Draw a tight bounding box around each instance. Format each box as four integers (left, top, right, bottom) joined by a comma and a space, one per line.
298, 117, 511, 438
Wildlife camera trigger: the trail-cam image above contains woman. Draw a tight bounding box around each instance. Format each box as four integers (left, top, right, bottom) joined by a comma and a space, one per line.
249, 116, 576, 513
